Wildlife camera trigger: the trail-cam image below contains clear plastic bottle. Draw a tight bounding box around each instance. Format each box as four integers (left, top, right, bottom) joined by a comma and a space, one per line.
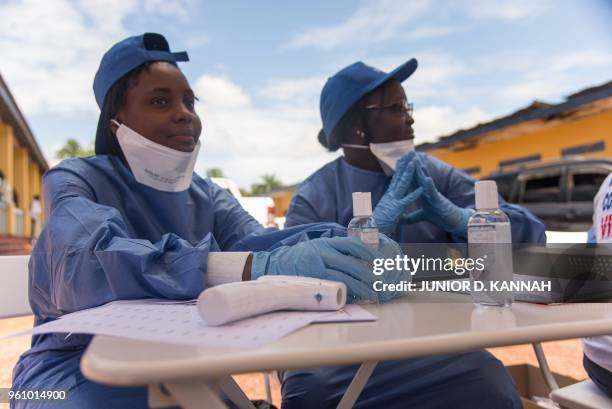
467, 181, 514, 307
348, 192, 379, 249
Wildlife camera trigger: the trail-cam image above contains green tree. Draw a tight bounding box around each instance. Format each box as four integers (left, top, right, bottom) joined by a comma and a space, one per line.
56, 139, 94, 159
206, 167, 225, 178
250, 174, 283, 195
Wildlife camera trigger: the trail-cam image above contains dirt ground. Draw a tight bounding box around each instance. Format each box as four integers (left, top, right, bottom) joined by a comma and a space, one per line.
0, 316, 587, 409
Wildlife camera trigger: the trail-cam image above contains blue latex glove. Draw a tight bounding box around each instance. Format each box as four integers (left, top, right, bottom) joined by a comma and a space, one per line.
374, 233, 412, 302
251, 236, 379, 302
404, 158, 474, 237
251, 235, 409, 303
373, 152, 424, 235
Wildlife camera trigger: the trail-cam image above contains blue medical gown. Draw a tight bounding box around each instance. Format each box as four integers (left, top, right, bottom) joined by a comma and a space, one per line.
11, 155, 343, 408
279, 153, 540, 409
286, 154, 546, 244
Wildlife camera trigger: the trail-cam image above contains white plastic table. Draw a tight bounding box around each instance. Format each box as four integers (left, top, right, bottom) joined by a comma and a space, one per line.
81, 292, 612, 409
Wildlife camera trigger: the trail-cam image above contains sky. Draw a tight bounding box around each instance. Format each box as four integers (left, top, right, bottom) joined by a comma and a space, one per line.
0, 0, 611, 189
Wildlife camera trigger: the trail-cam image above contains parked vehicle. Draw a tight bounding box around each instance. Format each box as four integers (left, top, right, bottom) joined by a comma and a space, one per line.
482, 157, 612, 231
210, 177, 277, 228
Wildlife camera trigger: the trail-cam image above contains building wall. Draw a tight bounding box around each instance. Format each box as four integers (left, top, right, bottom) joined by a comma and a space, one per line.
270, 188, 296, 217
423, 104, 612, 178
0, 121, 45, 237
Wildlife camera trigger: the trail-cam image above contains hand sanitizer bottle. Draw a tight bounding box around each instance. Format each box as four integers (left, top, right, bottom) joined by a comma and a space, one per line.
468, 181, 514, 307
348, 192, 379, 249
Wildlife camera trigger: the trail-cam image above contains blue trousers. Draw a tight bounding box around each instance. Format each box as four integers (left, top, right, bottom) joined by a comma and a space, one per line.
13, 349, 520, 408
281, 350, 521, 409
584, 354, 612, 398
11, 348, 148, 409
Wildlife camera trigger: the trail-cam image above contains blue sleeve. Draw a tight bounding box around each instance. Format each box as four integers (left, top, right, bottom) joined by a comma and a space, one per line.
231, 222, 347, 252
424, 155, 546, 244
207, 180, 267, 250
285, 188, 322, 228
500, 202, 547, 244
30, 169, 217, 320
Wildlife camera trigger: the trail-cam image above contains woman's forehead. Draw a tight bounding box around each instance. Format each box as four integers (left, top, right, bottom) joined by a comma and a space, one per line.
131, 62, 191, 93
364, 81, 406, 104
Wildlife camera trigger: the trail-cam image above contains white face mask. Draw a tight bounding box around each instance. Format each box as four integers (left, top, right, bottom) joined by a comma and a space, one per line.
343, 139, 414, 176
112, 120, 200, 192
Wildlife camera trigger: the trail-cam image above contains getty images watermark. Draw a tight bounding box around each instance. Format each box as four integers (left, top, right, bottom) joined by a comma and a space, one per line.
370, 254, 551, 294
367, 243, 612, 304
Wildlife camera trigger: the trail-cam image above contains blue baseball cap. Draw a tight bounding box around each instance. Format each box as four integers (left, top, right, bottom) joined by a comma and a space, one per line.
93, 32, 189, 109
320, 59, 418, 144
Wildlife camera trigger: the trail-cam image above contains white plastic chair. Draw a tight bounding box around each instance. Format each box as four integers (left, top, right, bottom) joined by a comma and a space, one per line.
550, 380, 612, 409
0, 255, 32, 318
532, 342, 612, 409
0, 255, 276, 408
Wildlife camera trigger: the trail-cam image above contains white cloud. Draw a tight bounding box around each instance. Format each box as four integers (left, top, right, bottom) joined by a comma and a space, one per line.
258, 76, 326, 105
192, 74, 336, 187
0, 0, 195, 115
191, 71, 493, 186
142, 0, 193, 21
345, 52, 488, 146
194, 75, 252, 108
549, 49, 612, 73
408, 24, 468, 40
499, 80, 560, 103
0, 0, 131, 114
283, 0, 551, 51
487, 48, 612, 105
184, 35, 210, 49
413, 105, 490, 143
466, 0, 551, 20
2, 0, 605, 187
283, 0, 441, 51
370, 52, 471, 102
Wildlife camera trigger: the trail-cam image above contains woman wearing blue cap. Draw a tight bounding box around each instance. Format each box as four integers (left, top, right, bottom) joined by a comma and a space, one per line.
286, 59, 546, 245
10, 34, 409, 409
281, 60, 547, 408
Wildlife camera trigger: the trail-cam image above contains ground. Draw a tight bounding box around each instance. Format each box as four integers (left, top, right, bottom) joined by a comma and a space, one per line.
0, 316, 587, 409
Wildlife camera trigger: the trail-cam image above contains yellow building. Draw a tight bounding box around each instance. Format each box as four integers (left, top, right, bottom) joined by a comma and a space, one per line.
269, 184, 298, 218
0, 73, 48, 239
273, 80, 612, 218
418, 80, 612, 178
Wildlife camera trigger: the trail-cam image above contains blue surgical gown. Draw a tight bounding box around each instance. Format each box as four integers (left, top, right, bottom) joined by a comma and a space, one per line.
286, 154, 546, 244
279, 153, 541, 409
11, 155, 343, 409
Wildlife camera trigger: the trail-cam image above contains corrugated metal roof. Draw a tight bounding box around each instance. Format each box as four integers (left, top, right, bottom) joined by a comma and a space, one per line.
0, 73, 48, 171
417, 80, 612, 152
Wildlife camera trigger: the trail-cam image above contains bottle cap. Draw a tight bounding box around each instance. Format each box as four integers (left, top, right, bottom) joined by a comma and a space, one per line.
352, 192, 372, 217
475, 180, 499, 210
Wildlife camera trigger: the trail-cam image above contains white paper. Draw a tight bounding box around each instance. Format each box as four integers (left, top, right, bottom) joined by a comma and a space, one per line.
314, 305, 376, 323
7, 300, 376, 349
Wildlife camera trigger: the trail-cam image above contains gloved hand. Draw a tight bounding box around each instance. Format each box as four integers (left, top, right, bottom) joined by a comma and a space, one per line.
373, 152, 424, 235
251, 236, 380, 303
404, 158, 474, 237
374, 233, 411, 302
251, 235, 409, 303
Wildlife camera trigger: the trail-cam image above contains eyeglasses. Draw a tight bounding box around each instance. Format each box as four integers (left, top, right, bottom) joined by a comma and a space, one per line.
364, 100, 413, 117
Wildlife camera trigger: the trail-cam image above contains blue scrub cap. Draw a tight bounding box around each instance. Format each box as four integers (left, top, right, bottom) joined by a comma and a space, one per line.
320, 59, 418, 144
93, 32, 189, 109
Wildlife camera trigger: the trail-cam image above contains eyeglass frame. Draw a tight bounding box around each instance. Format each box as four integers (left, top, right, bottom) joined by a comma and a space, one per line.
363, 100, 413, 117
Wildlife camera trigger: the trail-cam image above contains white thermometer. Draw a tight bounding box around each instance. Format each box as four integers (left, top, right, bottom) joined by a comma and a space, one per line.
197, 275, 347, 326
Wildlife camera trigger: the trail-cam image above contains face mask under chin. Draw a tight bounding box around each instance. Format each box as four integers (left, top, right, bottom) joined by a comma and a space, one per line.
111, 119, 201, 192
342, 139, 414, 176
